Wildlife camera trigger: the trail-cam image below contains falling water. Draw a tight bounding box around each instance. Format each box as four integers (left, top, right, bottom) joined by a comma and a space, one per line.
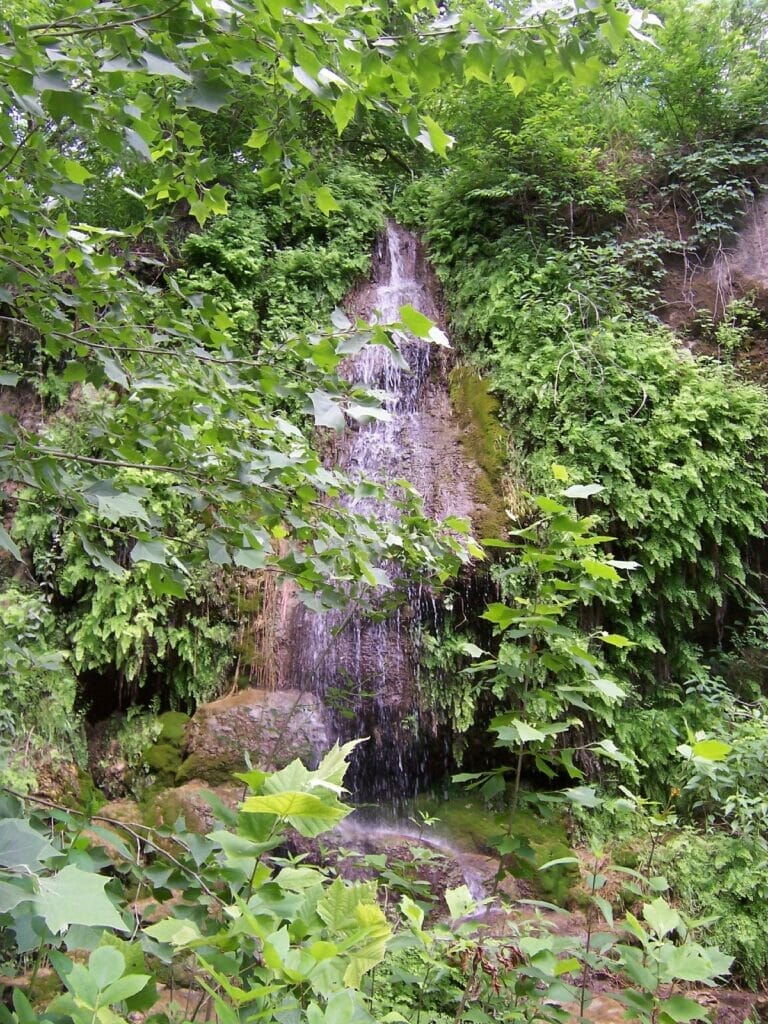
286, 222, 477, 802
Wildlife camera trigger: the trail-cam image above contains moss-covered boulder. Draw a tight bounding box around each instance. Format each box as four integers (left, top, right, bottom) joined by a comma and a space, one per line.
177, 688, 329, 785
144, 781, 241, 834
158, 711, 190, 743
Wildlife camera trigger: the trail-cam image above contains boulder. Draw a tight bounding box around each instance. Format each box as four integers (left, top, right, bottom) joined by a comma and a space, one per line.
177, 688, 329, 785
144, 781, 242, 834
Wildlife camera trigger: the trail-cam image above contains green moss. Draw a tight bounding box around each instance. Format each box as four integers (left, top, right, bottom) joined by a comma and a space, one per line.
175, 751, 242, 786
504, 808, 580, 907
142, 742, 183, 789
448, 365, 509, 538
158, 710, 190, 743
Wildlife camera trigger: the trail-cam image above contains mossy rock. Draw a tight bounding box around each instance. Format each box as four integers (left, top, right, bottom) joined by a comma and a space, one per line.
144, 781, 241, 834
503, 809, 580, 907
144, 741, 182, 776
448, 366, 509, 538
176, 751, 244, 786
158, 711, 190, 743
180, 688, 329, 784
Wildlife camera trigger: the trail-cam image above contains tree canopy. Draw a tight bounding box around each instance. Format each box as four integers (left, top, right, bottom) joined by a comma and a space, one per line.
0, 0, 646, 602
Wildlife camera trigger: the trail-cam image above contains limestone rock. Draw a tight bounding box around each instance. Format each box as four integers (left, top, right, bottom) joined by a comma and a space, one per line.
177, 688, 329, 785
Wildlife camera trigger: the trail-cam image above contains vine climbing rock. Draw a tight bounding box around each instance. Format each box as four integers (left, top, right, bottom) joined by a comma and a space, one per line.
176, 689, 329, 785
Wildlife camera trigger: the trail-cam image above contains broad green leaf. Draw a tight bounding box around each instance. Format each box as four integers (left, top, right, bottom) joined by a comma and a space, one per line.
598, 632, 635, 648
343, 902, 391, 987
582, 558, 621, 582
315, 186, 341, 215
88, 947, 125, 990
332, 93, 357, 134
145, 919, 203, 947
592, 678, 626, 700
100, 974, 153, 1005
445, 884, 476, 919
310, 390, 345, 430
691, 739, 732, 762
0, 878, 35, 914
63, 159, 92, 184
643, 897, 681, 938
0, 819, 57, 869
659, 995, 709, 1022
36, 866, 128, 934
241, 791, 349, 836
662, 943, 732, 983
563, 785, 602, 808
418, 116, 454, 157
0, 525, 22, 562
399, 895, 424, 930
141, 51, 192, 82
130, 540, 167, 565
399, 304, 433, 338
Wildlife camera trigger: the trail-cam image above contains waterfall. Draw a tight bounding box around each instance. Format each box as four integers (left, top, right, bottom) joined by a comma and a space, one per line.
285, 221, 478, 802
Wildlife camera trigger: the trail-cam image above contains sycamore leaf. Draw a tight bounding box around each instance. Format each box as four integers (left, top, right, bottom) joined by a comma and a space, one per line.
417, 116, 454, 157
592, 678, 626, 700
130, 540, 167, 565
36, 866, 128, 934
141, 51, 192, 82
399, 304, 433, 338
0, 525, 22, 561
310, 390, 345, 430
344, 902, 391, 987
563, 785, 602, 808
145, 919, 203, 947
659, 995, 710, 1022
445, 885, 476, 919
315, 186, 341, 215
691, 739, 732, 762
332, 92, 357, 134
598, 633, 635, 648
241, 791, 349, 837
581, 558, 621, 582
0, 819, 57, 869
643, 896, 681, 938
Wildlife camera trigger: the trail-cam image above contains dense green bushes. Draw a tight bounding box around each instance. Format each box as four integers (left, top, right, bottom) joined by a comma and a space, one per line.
660, 831, 768, 987
423, 215, 768, 686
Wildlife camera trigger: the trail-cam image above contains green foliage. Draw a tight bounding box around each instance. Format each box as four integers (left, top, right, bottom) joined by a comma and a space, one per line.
662, 139, 768, 247
424, 206, 768, 685
12, 458, 235, 709
660, 831, 768, 987
0, 583, 83, 789
180, 165, 387, 342
0, 0, 644, 597
445, 475, 631, 813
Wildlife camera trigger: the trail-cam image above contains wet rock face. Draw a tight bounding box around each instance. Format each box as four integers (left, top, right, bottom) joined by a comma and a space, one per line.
177, 689, 329, 785
282, 222, 485, 802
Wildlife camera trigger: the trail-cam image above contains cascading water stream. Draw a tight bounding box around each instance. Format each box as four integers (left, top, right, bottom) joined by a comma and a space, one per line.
285, 221, 477, 803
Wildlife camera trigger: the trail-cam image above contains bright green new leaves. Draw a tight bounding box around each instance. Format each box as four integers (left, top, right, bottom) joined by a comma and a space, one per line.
469, 479, 633, 806
316, 879, 391, 987
239, 740, 361, 837
240, 791, 349, 835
